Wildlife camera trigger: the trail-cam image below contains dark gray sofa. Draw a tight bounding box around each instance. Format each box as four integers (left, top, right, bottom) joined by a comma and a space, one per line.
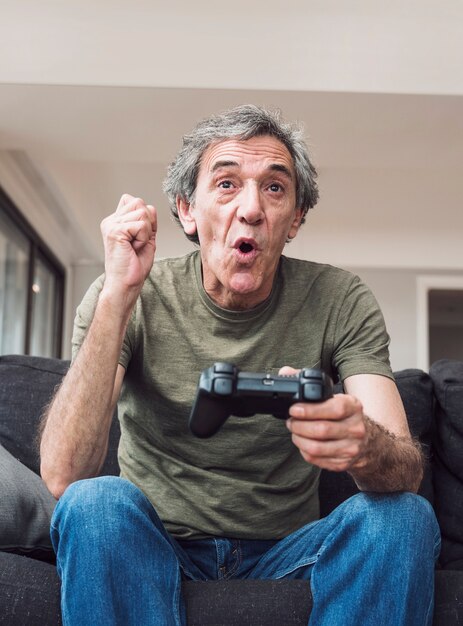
1, 354, 463, 625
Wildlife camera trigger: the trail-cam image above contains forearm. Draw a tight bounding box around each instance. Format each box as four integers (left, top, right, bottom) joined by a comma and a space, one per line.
349, 416, 424, 493
40, 289, 133, 498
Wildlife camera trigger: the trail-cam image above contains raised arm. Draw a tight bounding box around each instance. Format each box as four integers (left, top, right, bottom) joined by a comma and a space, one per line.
40, 194, 157, 499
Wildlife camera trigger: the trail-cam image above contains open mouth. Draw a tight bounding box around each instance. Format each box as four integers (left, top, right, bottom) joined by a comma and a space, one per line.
235, 238, 258, 254
239, 242, 254, 254
233, 238, 259, 263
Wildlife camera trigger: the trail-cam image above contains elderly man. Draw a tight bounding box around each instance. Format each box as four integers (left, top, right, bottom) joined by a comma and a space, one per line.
39, 105, 439, 625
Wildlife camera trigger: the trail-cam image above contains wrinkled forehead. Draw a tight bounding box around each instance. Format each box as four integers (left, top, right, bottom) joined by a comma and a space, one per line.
198, 135, 296, 181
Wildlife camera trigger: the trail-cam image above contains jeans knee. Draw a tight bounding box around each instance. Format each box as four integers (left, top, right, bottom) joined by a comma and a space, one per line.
57, 476, 133, 509
52, 476, 151, 537
343, 492, 440, 555
63, 475, 141, 504
351, 491, 434, 522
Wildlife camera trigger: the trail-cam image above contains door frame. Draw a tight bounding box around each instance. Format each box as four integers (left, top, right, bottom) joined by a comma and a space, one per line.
417, 275, 463, 371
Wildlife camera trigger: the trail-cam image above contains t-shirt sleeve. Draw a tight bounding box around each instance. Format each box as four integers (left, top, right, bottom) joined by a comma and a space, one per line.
332, 274, 393, 382
71, 274, 134, 370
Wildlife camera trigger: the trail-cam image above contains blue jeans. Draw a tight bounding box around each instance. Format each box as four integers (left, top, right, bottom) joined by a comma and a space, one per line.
51, 476, 440, 626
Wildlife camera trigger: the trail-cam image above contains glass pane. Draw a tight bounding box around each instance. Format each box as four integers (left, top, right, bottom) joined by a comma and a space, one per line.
30, 254, 59, 358
0, 210, 29, 355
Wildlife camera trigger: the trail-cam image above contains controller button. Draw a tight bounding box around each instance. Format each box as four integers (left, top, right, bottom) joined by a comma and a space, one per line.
302, 368, 319, 378
214, 363, 235, 374
213, 377, 233, 396
303, 383, 323, 401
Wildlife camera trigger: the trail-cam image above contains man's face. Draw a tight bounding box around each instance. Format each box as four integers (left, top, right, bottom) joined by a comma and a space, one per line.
178, 135, 303, 310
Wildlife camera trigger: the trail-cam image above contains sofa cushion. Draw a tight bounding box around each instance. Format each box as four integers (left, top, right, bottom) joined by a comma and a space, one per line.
0, 354, 120, 477
0, 355, 69, 475
0, 551, 313, 626
430, 359, 463, 570
184, 580, 312, 626
1, 550, 462, 626
394, 369, 435, 505
0, 551, 62, 625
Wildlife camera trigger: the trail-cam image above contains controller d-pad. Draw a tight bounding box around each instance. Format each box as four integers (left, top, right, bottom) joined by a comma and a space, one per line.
213, 377, 233, 396
303, 383, 323, 401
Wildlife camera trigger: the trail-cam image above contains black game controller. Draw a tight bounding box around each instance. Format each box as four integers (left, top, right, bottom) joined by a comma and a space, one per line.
189, 362, 334, 438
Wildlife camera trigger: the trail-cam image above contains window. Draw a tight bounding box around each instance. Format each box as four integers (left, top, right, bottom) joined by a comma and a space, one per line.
0, 186, 64, 358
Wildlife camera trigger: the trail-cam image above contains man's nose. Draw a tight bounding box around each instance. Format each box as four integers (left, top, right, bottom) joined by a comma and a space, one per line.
236, 184, 264, 224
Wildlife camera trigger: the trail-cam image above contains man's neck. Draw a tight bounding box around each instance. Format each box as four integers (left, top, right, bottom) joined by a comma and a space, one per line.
203, 283, 273, 311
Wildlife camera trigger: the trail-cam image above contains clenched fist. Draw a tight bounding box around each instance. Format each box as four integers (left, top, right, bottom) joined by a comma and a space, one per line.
100, 194, 157, 295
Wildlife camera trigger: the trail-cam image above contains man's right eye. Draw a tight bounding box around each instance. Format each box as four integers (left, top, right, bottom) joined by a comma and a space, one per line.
219, 180, 233, 189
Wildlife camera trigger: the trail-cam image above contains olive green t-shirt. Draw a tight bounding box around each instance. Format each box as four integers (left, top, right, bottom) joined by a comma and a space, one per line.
72, 251, 393, 540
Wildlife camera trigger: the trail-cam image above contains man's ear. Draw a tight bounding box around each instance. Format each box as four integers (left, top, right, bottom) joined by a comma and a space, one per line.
287, 208, 304, 240
177, 197, 197, 236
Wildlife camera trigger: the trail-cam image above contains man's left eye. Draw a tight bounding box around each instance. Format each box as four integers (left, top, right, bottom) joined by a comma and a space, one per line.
269, 183, 282, 192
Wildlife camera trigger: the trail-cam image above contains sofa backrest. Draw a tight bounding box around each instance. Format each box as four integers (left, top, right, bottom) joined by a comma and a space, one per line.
430, 360, 463, 569
0, 354, 120, 477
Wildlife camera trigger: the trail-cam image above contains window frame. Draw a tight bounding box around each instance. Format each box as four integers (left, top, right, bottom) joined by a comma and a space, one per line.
0, 185, 65, 358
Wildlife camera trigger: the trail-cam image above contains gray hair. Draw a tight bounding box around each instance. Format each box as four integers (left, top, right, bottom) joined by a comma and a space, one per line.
163, 104, 319, 243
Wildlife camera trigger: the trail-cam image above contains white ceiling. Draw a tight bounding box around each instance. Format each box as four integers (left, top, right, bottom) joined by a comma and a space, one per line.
1, 1, 462, 270
2, 0, 463, 95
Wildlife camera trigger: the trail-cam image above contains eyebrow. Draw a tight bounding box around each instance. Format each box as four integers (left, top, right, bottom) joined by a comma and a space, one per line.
210, 160, 239, 173
210, 160, 294, 180
269, 163, 294, 180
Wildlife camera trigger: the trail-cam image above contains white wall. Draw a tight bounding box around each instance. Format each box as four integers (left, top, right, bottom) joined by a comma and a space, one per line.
349, 267, 463, 372
290, 166, 463, 270
64, 262, 104, 360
